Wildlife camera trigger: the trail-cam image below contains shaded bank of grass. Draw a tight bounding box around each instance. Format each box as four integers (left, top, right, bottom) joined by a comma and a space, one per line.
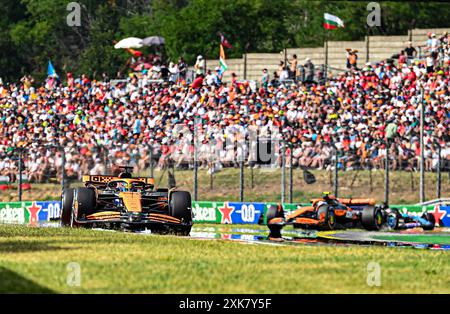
0, 224, 449, 293
2, 169, 448, 204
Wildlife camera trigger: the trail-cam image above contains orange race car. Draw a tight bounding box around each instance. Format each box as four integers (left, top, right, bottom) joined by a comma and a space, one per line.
266, 192, 385, 238
60, 166, 193, 235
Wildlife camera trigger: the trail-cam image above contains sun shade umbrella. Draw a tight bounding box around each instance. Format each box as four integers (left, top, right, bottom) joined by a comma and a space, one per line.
114, 37, 144, 49
142, 36, 165, 46
134, 63, 152, 71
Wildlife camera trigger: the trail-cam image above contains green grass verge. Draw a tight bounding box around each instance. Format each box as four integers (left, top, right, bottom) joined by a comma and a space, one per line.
373, 234, 450, 245
0, 224, 449, 293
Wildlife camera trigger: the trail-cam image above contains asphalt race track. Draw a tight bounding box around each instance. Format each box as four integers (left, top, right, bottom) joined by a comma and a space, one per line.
178, 225, 450, 250
38, 222, 450, 250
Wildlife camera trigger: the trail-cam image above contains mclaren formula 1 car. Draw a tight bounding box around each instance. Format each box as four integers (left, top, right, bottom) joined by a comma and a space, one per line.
60, 167, 193, 235
266, 192, 385, 238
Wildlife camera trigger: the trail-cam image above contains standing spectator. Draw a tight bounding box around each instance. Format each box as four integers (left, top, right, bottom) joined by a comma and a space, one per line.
260, 68, 269, 89
277, 61, 285, 77
213, 67, 222, 85
427, 33, 439, 59
404, 41, 417, 60
168, 61, 179, 84
304, 58, 315, 83
191, 74, 204, 89
289, 54, 298, 80
426, 53, 435, 73
346, 49, 358, 70
178, 57, 187, 81
194, 55, 206, 76
205, 69, 215, 86
279, 66, 289, 82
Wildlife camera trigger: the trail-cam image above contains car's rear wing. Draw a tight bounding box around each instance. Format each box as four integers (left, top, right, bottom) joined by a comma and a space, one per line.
310, 198, 376, 207
82, 175, 155, 186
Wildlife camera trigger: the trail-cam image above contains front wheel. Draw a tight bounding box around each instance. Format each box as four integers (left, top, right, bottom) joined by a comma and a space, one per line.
421, 212, 435, 231
316, 204, 336, 230
387, 208, 401, 230
72, 187, 96, 227
266, 204, 284, 238
170, 191, 193, 235
61, 188, 74, 226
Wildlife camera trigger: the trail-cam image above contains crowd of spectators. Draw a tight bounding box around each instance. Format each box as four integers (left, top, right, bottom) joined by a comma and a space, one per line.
0, 37, 450, 184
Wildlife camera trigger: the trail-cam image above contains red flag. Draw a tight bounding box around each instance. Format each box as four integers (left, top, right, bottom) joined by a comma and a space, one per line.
218, 32, 232, 49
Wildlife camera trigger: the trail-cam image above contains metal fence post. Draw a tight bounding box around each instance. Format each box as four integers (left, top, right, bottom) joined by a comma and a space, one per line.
281, 141, 286, 204
239, 158, 244, 202
334, 147, 339, 197
18, 149, 23, 202
365, 35, 370, 63
193, 118, 199, 201
384, 139, 390, 205
420, 88, 425, 203
437, 143, 441, 199
243, 53, 248, 80
61, 146, 66, 191
103, 145, 108, 175
289, 143, 293, 204
149, 144, 154, 178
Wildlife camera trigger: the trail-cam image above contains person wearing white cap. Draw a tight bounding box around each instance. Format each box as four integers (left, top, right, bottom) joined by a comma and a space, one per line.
427, 32, 439, 58
194, 55, 206, 76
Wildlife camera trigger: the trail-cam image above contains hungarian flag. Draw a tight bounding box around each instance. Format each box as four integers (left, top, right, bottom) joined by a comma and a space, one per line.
219, 44, 228, 75
218, 32, 232, 49
323, 13, 344, 30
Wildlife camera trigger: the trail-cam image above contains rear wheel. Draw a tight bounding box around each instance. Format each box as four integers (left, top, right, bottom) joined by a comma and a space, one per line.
170, 191, 193, 235
422, 212, 436, 231
61, 188, 74, 226
316, 204, 335, 230
72, 188, 96, 227
361, 206, 384, 231
266, 205, 284, 238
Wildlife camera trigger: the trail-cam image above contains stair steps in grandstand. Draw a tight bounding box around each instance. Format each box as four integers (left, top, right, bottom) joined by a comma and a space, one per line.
368, 35, 410, 43
326, 41, 367, 49
207, 27, 450, 82
411, 28, 450, 37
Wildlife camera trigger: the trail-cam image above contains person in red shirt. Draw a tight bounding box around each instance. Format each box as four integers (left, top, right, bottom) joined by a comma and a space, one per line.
191, 74, 204, 89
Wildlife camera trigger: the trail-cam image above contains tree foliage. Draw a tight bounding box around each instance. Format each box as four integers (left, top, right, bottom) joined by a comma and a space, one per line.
1, 0, 450, 81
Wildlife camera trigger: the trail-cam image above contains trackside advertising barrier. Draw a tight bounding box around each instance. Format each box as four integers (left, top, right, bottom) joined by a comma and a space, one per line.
0, 201, 61, 225
191, 201, 450, 226
0, 201, 448, 227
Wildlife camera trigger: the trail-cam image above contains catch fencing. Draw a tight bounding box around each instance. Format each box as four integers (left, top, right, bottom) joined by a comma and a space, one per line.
0, 134, 449, 206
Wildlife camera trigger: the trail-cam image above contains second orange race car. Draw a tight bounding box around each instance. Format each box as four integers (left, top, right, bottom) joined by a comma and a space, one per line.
266, 192, 385, 238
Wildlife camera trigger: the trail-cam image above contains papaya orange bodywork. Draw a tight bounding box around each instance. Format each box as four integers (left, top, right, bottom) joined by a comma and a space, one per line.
268, 217, 284, 224
287, 207, 314, 220
294, 217, 320, 225
119, 192, 142, 212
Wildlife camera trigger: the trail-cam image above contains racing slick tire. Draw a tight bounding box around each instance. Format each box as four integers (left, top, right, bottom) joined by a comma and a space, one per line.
266, 204, 284, 238
169, 191, 193, 236
421, 212, 436, 231
72, 187, 96, 227
361, 206, 384, 231
316, 204, 336, 230
61, 188, 74, 226
387, 208, 401, 230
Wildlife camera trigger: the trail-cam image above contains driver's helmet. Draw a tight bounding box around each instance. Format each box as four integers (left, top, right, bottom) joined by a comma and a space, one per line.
116, 181, 131, 192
